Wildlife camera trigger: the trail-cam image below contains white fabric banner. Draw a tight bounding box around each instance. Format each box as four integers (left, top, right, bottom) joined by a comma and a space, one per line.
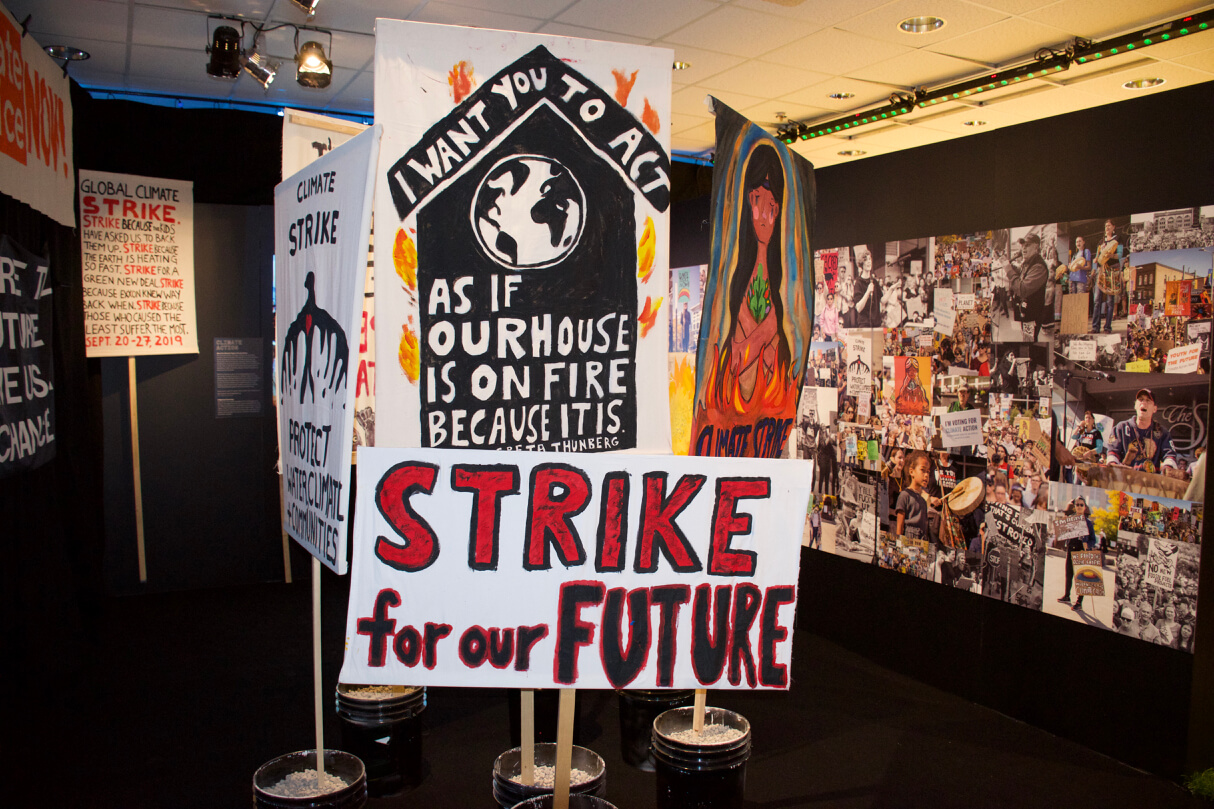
281, 109, 377, 449
80, 171, 197, 357
372, 21, 672, 453
0, 6, 74, 227
341, 447, 812, 689
275, 125, 382, 574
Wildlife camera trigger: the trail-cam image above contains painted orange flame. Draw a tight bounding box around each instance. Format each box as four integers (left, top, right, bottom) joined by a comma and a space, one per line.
689, 345, 799, 456
448, 61, 475, 103
668, 355, 696, 456
612, 68, 638, 107
642, 98, 660, 134
638, 295, 662, 338
393, 228, 417, 290
637, 217, 656, 283
398, 326, 420, 383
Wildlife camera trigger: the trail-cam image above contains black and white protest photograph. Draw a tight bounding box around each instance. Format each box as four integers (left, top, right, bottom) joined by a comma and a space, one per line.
832, 465, 880, 563
981, 500, 1046, 609
1041, 483, 1117, 628
1114, 533, 1200, 651
1130, 206, 1214, 253
987, 342, 1051, 399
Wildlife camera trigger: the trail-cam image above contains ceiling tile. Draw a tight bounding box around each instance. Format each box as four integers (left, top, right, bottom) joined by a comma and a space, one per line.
732, 0, 889, 27
329, 31, 376, 70
1135, 30, 1214, 62
129, 44, 206, 81
411, 2, 546, 33
534, 22, 652, 45
779, 77, 903, 111
848, 48, 989, 90
836, 0, 1009, 48
849, 123, 957, 149
651, 45, 746, 86
970, 0, 1056, 14
72, 71, 129, 92
762, 27, 910, 74
308, 0, 425, 32
662, 6, 820, 58
700, 60, 831, 98
1064, 60, 1214, 98
1173, 48, 1214, 75
929, 18, 1074, 66
439, 0, 577, 18
673, 84, 748, 118
9, 0, 129, 45
557, 0, 720, 41
53, 36, 128, 72
1023, 0, 1203, 40
670, 118, 715, 152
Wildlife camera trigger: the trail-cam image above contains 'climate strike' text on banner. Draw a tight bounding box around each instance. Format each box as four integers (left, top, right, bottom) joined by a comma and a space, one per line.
340, 447, 813, 690
0, 236, 54, 478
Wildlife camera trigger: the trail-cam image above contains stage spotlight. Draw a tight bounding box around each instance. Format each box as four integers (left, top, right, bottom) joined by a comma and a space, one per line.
296, 40, 333, 89
291, 0, 322, 16
206, 26, 241, 80
242, 50, 280, 88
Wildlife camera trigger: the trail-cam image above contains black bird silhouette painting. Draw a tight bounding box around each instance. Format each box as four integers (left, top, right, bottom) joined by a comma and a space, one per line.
281, 271, 349, 405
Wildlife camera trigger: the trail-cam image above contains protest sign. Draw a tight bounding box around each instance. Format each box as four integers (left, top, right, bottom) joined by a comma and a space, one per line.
1166, 342, 1202, 374
374, 22, 672, 454
1165, 280, 1192, 317
1053, 513, 1088, 543
276, 126, 382, 574
80, 171, 197, 357
341, 447, 813, 689
987, 502, 1034, 548
1144, 538, 1179, 590
939, 408, 982, 448
955, 293, 975, 311
1126, 359, 1151, 372
0, 237, 54, 477
0, 4, 74, 228
857, 390, 871, 421
1071, 550, 1105, 596
1067, 340, 1096, 362
846, 334, 872, 396
281, 109, 377, 448
934, 288, 954, 335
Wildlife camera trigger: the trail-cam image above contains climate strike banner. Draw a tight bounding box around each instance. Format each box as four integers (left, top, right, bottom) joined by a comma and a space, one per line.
0, 236, 54, 477
276, 125, 381, 574
80, 171, 198, 357
340, 447, 813, 689
373, 22, 673, 453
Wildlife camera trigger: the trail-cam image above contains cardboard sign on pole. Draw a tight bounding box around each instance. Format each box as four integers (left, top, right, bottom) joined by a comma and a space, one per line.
341, 447, 813, 689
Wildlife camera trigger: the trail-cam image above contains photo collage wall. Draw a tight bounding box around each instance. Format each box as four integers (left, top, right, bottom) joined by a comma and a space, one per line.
794, 206, 1210, 652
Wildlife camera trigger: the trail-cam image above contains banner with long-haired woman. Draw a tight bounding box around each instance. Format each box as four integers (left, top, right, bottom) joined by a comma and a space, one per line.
690, 100, 816, 457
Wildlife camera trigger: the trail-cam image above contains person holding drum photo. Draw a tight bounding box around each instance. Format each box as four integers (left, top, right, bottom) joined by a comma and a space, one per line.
1105, 389, 1186, 481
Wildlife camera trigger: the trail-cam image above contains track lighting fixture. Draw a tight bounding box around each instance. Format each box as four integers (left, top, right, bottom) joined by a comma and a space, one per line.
204, 16, 336, 91
206, 25, 241, 80
242, 49, 280, 88
295, 32, 333, 89
290, 0, 322, 16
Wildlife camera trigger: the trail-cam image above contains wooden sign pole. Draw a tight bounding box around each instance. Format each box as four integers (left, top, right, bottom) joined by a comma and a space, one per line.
312, 557, 326, 784
129, 357, 147, 583
693, 688, 707, 731
553, 688, 576, 809
520, 689, 535, 785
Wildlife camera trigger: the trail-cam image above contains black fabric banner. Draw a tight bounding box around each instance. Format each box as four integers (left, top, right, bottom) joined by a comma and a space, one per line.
0, 235, 54, 477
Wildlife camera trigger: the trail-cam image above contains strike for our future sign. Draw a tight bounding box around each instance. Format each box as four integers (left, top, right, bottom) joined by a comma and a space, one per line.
276, 125, 382, 574
0, 237, 54, 478
340, 448, 813, 690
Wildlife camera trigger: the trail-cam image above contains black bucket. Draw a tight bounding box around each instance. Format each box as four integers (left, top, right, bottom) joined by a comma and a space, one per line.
335, 684, 425, 798
491, 742, 606, 809
252, 749, 367, 809
617, 690, 695, 770
651, 707, 751, 809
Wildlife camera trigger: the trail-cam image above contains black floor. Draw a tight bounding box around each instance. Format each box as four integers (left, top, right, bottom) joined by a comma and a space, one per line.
12, 575, 1205, 809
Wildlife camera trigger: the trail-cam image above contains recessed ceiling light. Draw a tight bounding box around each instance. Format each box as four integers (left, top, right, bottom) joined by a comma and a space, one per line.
672, 61, 692, 70
838, 149, 866, 157
1123, 77, 1165, 89
44, 45, 89, 61
899, 16, 945, 33
828, 92, 855, 100
962, 120, 987, 127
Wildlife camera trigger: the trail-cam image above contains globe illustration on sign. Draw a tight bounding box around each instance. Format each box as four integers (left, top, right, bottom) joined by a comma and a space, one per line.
472, 154, 585, 270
